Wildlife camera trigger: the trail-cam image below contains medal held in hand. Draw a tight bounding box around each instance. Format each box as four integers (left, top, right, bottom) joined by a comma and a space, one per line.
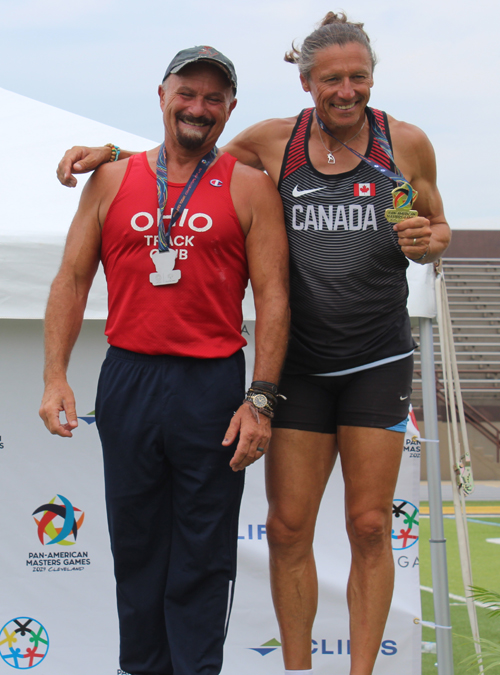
385, 181, 418, 223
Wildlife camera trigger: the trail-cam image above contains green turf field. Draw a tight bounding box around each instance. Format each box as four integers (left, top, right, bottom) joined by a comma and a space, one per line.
419, 502, 500, 674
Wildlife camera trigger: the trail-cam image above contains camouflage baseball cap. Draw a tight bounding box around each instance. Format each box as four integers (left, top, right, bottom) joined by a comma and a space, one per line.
162, 46, 237, 93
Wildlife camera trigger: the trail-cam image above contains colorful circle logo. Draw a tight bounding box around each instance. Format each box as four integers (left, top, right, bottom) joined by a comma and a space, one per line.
32, 494, 84, 546
0, 618, 49, 669
392, 499, 419, 550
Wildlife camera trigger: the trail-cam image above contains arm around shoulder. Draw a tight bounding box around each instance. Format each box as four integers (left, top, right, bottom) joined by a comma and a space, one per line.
57, 144, 138, 187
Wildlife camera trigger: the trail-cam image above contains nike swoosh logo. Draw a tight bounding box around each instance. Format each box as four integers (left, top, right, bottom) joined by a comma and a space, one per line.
292, 185, 327, 198
400, 395, 408, 400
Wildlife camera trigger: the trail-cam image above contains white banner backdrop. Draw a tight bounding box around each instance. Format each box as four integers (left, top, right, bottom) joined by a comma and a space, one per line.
0, 317, 421, 675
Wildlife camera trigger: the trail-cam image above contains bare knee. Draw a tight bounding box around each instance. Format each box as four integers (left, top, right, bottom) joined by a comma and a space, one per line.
266, 509, 314, 555
346, 509, 392, 554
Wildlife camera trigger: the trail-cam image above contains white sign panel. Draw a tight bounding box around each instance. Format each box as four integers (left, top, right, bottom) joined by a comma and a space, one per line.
0, 319, 421, 675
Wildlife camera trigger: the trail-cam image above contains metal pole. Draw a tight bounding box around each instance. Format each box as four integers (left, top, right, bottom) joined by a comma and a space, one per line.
419, 316, 454, 675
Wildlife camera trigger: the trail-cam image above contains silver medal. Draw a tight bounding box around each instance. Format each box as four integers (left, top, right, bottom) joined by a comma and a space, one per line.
149, 249, 181, 286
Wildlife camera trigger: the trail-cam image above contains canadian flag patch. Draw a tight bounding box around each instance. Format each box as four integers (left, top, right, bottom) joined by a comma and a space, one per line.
354, 183, 376, 196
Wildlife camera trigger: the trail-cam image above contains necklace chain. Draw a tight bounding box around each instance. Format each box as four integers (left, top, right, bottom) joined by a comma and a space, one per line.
317, 114, 366, 165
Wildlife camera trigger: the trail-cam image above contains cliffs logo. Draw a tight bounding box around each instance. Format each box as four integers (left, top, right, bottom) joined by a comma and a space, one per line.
238, 523, 267, 540
249, 637, 396, 657
0, 617, 49, 669
32, 495, 84, 546
392, 499, 419, 550
77, 410, 96, 425
249, 638, 281, 655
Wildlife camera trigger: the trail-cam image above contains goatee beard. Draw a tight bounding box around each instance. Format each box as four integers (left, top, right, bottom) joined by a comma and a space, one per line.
175, 115, 214, 150
175, 131, 208, 150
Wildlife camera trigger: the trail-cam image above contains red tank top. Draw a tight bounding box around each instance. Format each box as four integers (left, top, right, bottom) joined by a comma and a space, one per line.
101, 152, 248, 357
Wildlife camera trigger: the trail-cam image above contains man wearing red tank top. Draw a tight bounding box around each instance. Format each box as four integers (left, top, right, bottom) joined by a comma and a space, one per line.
56, 15, 451, 675
40, 47, 289, 675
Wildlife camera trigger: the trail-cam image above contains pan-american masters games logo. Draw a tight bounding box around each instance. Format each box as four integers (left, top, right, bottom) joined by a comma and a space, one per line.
32, 494, 84, 546
392, 499, 419, 550
0, 618, 49, 669
26, 495, 91, 572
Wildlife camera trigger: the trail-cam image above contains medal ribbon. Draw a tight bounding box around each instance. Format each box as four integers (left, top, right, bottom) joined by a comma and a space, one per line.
315, 109, 406, 184
156, 142, 217, 251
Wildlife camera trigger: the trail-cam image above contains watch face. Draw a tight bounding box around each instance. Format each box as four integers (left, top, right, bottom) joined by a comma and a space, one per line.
252, 393, 268, 408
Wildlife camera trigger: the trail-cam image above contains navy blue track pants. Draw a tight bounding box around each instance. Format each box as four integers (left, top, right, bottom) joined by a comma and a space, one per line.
95, 346, 246, 675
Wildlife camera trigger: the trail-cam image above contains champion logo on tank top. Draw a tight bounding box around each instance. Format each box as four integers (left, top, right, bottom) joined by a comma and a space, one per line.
210, 179, 223, 187
278, 107, 416, 376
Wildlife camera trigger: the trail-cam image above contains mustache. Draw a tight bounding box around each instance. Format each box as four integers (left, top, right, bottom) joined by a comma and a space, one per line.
177, 114, 215, 127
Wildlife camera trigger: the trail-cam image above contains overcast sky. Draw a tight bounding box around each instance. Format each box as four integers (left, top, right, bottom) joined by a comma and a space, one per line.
1, 0, 498, 229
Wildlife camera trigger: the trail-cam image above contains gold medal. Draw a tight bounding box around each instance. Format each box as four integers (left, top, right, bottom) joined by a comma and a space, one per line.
385, 181, 418, 223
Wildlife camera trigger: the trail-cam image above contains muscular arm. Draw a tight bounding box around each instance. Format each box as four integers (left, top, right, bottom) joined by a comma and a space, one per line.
391, 120, 451, 264
57, 146, 138, 187
223, 164, 290, 470
56, 125, 268, 189
57, 116, 294, 188
223, 117, 296, 184
39, 171, 105, 436
222, 123, 268, 170
245, 170, 290, 383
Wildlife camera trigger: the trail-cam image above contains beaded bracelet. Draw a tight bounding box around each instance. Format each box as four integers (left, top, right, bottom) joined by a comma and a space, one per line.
105, 143, 121, 162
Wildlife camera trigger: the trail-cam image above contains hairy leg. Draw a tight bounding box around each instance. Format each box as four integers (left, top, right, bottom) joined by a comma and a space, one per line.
337, 426, 404, 675
265, 428, 337, 669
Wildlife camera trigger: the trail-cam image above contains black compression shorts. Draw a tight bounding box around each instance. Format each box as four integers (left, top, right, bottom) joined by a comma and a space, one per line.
273, 355, 413, 434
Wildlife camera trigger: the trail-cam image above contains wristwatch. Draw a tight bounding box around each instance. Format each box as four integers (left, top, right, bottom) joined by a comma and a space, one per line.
245, 391, 275, 417
247, 393, 269, 409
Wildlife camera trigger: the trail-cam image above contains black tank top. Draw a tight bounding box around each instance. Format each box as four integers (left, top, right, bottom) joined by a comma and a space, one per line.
278, 107, 416, 375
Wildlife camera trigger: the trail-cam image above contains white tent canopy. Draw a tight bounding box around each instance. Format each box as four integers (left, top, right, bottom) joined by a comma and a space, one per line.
0, 87, 159, 319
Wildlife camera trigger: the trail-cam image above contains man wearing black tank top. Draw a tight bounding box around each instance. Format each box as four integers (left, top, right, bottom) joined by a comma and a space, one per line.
57, 13, 450, 675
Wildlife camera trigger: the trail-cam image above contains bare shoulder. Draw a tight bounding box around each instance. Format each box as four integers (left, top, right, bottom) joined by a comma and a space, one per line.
230, 159, 281, 199
79, 156, 131, 226
231, 158, 276, 183
229, 159, 284, 237
387, 114, 433, 152
386, 114, 436, 181
86, 155, 130, 192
